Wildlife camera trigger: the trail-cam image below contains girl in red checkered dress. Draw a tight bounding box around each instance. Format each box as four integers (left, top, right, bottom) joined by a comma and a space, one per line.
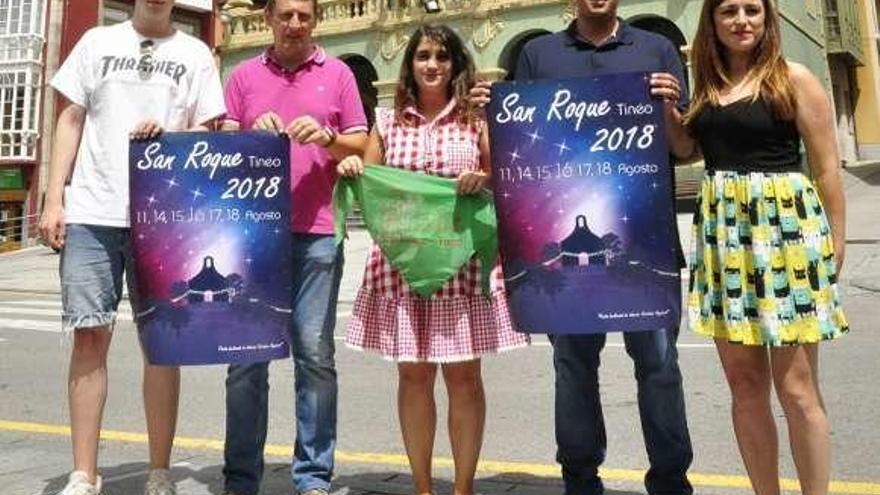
337, 24, 528, 495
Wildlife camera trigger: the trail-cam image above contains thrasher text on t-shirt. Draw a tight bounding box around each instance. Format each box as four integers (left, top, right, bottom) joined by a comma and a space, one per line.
99, 55, 188, 84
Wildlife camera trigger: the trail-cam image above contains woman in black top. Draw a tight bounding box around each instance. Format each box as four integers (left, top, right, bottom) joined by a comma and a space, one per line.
657, 0, 848, 494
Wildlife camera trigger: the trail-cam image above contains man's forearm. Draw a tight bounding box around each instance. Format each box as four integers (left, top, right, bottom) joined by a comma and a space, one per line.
326, 131, 368, 161
45, 105, 86, 206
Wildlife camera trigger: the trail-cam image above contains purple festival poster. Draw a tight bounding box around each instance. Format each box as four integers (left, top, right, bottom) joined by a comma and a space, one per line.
487, 72, 680, 334
129, 131, 292, 365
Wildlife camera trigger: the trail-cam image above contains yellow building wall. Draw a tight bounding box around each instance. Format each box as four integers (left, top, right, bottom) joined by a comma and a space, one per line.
854, 0, 880, 157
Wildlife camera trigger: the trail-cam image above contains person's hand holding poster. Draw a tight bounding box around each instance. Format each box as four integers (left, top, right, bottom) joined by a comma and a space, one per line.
129, 131, 292, 364
488, 72, 681, 334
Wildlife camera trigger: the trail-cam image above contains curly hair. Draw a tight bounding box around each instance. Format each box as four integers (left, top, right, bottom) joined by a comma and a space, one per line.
393, 24, 479, 126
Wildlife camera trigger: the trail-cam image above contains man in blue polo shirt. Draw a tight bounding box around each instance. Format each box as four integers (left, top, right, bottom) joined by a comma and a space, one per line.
473, 1, 693, 494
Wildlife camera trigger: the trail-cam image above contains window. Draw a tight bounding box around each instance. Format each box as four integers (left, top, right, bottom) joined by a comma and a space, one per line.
0, 0, 45, 63
0, 69, 40, 160
0, 2, 8, 34
0, 0, 45, 161
0, 0, 44, 36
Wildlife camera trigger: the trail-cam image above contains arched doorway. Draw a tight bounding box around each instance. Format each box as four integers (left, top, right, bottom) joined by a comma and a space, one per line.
627, 14, 687, 48
498, 29, 552, 81
341, 54, 379, 129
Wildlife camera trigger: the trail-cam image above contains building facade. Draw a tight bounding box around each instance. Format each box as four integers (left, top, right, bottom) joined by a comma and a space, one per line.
852, 0, 880, 160
8, 0, 877, 252
219, 0, 833, 107
0, 0, 47, 252
0, 0, 222, 251
217, 0, 837, 197
825, 0, 863, 165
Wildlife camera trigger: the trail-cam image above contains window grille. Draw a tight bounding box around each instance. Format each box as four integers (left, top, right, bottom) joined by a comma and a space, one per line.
0, 0, 45, 162
0, 0, 42, 38
0, 69, 40, 160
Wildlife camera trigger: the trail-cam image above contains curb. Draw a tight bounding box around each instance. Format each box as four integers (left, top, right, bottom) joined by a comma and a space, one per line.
844, 160, 880, 184
0, 288, 62, 296
0, 245, 46, 257
846, 159, 880, 170
838, 169, 880, 204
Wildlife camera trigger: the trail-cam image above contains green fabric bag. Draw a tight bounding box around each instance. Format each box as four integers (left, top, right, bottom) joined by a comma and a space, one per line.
334, 164, 498, 298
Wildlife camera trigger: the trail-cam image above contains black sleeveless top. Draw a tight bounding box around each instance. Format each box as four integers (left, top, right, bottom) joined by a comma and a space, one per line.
690, 96, 802, 173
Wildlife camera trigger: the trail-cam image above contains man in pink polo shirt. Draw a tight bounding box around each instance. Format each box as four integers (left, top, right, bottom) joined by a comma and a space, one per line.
219, 0, 368, 494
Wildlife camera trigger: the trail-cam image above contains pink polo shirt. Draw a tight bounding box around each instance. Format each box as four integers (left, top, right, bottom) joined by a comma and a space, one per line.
224, 47, 368, 234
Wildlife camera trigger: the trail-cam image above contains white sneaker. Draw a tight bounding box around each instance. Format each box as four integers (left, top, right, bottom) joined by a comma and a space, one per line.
58, 471, 102, 495
144, 468, 176, 495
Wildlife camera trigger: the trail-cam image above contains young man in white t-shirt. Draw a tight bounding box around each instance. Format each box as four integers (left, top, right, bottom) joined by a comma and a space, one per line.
38, 1, 226, 494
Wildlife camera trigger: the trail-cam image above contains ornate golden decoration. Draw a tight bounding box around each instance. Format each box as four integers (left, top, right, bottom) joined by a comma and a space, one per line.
805, 0, 820, 19
561, 1, 575, 24
464, 16, 506, 51
376, 29, 411, 61
224, 0, 254, 7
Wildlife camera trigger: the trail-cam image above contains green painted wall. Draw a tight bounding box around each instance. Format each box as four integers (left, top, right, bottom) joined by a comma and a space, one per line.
221, 49, 254, 82
220, 0, 832, 91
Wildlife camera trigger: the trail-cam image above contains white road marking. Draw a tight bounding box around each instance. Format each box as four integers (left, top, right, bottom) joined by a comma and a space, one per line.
3, 300, 64, 307
509, 340, 713, 349
0, 318, 61, 333
6, 300, 136, 310
0, 298, 130, 333
0, 306, 133, 320
0, 301, 346, 335
2, 303, 714, 348
0, 297, 132, 335
328, 334, 713, 349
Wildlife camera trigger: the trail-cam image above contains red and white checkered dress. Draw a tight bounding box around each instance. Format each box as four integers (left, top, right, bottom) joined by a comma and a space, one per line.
345, 101, 529, 362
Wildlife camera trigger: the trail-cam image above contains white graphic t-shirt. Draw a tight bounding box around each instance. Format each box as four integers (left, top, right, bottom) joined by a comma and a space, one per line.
51, 21, 226, 227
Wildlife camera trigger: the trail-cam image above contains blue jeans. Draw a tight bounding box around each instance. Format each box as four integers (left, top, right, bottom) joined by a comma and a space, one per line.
59, 224, 139, 331
224, 234, 344, 495
551, 329, 693, 495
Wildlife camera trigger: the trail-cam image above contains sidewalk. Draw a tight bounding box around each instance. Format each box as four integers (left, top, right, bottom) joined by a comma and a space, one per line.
840, 162, 880, 293
0, 245, 61, 295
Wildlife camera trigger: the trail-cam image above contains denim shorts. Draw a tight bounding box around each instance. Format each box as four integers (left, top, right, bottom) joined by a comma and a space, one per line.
60, 224, 139, 331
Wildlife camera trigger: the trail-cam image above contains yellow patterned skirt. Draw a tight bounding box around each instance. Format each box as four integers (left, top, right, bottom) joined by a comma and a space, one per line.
687, 170, 848, 346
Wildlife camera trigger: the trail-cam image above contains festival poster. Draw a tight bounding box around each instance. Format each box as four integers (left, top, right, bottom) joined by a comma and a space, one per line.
129, 131, 292, 365
487, 72, 681, 334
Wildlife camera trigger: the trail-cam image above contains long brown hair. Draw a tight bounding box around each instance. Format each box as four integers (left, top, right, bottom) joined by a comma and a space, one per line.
686, 0, 797, 122
393, 24, 479, 125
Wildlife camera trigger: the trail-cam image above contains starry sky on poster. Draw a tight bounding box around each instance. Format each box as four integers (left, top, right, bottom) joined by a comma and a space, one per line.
128, 131, 292, 306
487, 72, 678, 268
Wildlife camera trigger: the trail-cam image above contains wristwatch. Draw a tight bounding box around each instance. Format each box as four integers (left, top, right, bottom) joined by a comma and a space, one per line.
323, 126, 337, 148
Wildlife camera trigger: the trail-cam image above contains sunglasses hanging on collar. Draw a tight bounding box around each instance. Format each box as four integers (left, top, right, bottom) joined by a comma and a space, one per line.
138, 39, 155, 78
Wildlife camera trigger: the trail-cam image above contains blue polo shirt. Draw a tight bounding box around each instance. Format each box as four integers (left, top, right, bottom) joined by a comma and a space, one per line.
515, 20, 689, 108
514, 19, 689, 268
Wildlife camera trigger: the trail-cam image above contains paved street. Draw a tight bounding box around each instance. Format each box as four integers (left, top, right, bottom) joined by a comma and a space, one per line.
0, 164, 878, 495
